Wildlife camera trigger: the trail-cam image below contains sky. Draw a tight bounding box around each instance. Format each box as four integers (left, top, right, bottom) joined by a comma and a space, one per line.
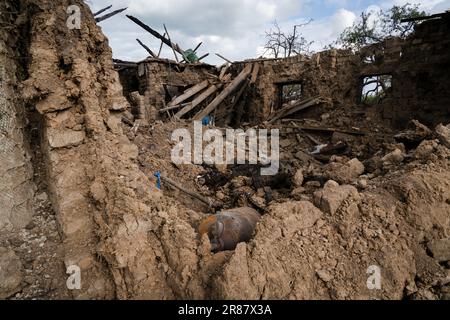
85, 0, 450, 65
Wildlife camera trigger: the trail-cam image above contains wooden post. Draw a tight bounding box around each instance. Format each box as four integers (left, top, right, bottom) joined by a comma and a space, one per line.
193, 42, 203, 53
197, 53, 209, 61
215, 53, 233, 64
157, 32, 166, 58
250, 63, 260, 84
95, 7, 127, 23
93, 5, 112, 17
163, 24, 179, 62
136, 39, 157, 58
193, 64, 253, 121
127, 15, 186, 56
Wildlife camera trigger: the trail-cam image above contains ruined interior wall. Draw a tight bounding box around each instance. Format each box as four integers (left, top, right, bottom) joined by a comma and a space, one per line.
117, 66, 139, 98
0, 1, 34, 234
139, 60, 217, 111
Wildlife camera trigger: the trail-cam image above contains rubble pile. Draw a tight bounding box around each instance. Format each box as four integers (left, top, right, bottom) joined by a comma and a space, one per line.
0, 0, 449, 300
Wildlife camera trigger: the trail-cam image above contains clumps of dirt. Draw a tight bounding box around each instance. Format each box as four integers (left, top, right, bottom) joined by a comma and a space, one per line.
0, 192, 71, 300
126, 115, 450, 299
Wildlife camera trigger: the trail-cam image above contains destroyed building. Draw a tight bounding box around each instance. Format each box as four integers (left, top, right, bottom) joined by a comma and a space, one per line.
0, 0, 450, 301
118, 11, 450, 129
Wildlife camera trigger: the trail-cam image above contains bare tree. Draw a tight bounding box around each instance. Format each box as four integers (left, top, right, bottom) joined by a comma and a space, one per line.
263, 20, 314, 58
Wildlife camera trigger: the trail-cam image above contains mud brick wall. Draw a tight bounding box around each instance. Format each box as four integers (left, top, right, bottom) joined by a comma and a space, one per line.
240, 50, 361, 124
117, 66, 140, 98
0, 2, 34, 233
242, 14, 450, 127
137, 59, 218, 111
387, 15, 450, 127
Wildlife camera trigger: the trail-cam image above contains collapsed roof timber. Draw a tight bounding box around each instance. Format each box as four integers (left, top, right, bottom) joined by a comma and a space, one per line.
0, 0, 450, 301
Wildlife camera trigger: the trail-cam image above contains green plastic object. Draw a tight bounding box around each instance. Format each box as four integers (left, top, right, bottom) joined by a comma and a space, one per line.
184, 49, 199, 63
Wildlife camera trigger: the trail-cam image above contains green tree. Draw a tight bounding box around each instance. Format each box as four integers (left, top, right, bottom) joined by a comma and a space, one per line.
336, 3, 426, 50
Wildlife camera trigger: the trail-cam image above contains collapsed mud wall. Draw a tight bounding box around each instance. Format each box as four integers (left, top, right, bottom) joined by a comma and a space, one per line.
241, 14, 450, 128
141, 60, 217, 110
119, 59, 218, 118
236, 50, 359, 124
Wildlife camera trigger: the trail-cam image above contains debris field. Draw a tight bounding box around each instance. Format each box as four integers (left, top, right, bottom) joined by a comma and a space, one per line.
0, 0, 449, 300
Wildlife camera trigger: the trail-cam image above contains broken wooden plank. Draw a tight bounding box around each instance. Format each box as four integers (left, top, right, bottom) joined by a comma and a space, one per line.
136, 39, 157, 58
224, 80, 250, 125
167, 80, 210, 108
220, 73, 232, 83
282, 125, 367, 136
228, 79, 249, 112
250, 63, 260, 84
268, 96, 321, 124
215, 53, 233, 64
197, 53, 209, 61
193, 64, 253, 121
127, 15, 185, 56
268, 96, 316, 122
175, 84, 222, 119
303, 132, 322, 145
95, 7, 127, 23
93, 5, 112, 17
127, 15, 172, 47
401, 12, 448, 23
290, 121, 321, 145
164, 24, 181, 62
219, 64, 230, 80
113, 62, 137, 68
160, 174, 212, 208
193, 42, 203, 53
157, 32, 167, 57
159, 102, 191, 114
276, 97, 322, 121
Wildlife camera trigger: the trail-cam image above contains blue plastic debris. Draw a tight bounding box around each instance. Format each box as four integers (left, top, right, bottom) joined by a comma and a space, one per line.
202, 116, 214, 126
154, 171, 161, 190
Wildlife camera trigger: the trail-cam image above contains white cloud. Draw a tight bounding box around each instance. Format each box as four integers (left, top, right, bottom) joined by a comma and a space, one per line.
325, 0, 349, 6
330, 8, 358, 31
88, 0, 310, 64
86, 0, 449, 65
